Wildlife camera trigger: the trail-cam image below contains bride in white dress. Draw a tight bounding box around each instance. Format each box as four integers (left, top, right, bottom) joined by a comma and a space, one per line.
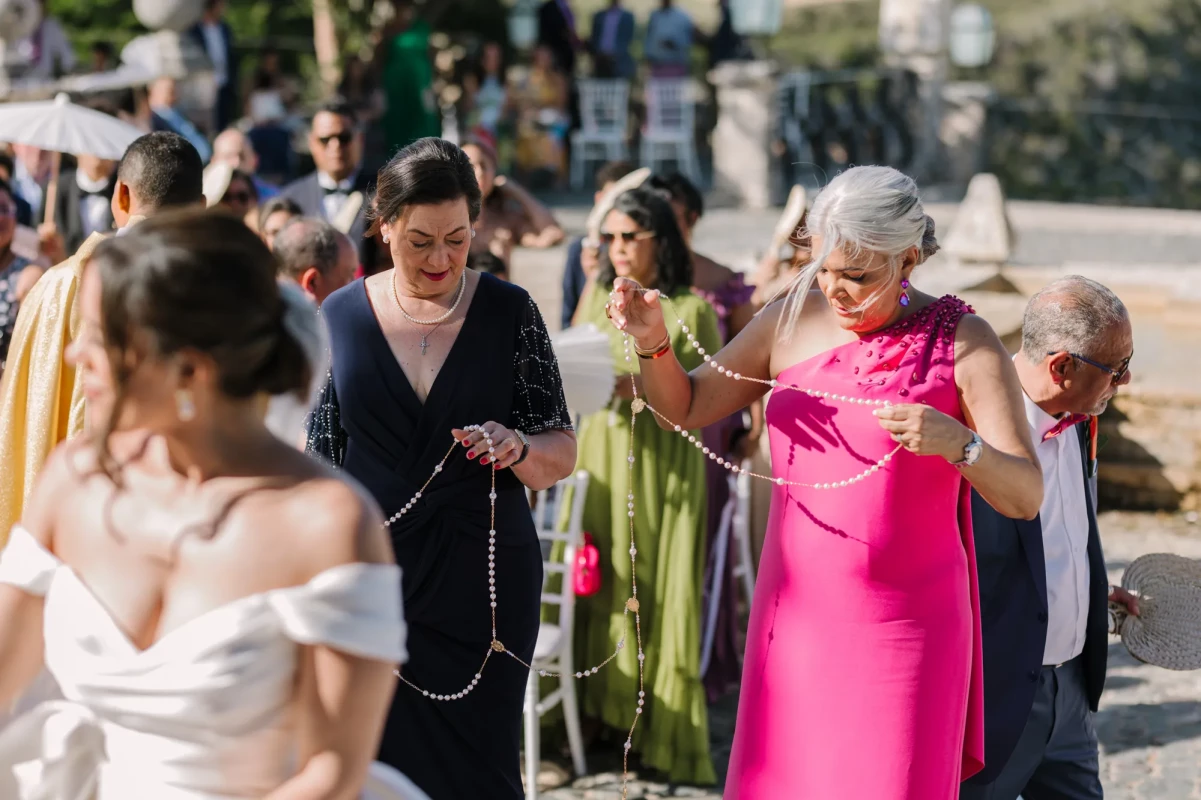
0, 211, 427, 800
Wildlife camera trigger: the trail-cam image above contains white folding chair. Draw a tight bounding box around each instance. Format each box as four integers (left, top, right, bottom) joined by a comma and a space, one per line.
523, 471, 590, 800
640, 78, 701, 184
570, 80, 631, 190
699, 459, 758, 677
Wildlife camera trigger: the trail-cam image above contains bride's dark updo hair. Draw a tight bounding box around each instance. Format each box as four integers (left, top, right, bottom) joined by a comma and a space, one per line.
91, 210, 311, 419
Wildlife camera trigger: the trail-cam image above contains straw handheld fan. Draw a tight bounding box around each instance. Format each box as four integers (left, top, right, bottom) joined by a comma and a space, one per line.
551, 325, 614, 417
1110, 553, 1201, 671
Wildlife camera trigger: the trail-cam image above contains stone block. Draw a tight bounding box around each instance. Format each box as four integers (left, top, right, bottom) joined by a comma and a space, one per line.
708, 60, 779, 210
943, 173, 1014, 265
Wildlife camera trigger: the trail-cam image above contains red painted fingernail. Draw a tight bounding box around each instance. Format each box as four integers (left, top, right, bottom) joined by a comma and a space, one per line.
480, 456, 489, 464
466, 451, 475, 459
493, 464, 501, 471
462, 439, 471, 447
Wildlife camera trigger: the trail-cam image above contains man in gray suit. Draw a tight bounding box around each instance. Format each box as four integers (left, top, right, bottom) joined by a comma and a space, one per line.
280, 102, 372, 265
589, 0, 636, 79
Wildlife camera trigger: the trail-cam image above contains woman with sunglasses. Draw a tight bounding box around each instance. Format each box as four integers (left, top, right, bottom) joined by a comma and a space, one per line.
568, 187, 721, 785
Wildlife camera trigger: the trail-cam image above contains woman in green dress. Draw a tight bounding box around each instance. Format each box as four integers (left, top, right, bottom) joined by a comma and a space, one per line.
571, 187, 721, 784
376, 1, 443, 155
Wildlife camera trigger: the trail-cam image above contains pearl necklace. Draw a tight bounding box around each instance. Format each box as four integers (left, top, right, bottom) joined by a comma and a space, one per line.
392, 270, 467, 326
617, 295, 904, 489
387, 426, 648, 798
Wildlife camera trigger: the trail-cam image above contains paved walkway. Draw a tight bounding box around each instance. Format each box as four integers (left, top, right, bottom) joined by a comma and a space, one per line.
535, 511, 1201, 799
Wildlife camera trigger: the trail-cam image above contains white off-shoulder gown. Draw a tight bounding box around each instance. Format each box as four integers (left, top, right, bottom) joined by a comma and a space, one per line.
0, 526, 429, 800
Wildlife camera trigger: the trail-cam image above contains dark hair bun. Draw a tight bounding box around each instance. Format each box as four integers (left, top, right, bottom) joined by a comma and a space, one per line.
93, 210, 312, 400
369, 137, 482, 235
920, 214, 940, 262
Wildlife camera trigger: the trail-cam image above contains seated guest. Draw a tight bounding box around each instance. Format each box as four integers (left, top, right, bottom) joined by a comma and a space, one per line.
211, 127, 281, 200
273, 217, 358, 306
560, 160, 638, 329
963, 276, 1140, 800
148, 77, 213, 163
468, 250, 509, 282
52, 153, 117, 254
461, 136, 563, 267
204, 165, 259, 226
0, 132, 205, 543
257, 195, 304, 250
280, 102, 373, 262
0, 153, 33, 226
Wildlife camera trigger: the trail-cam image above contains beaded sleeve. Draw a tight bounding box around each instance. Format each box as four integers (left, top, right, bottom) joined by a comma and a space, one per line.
305, 370, 347, 467
512, 296, 573, 435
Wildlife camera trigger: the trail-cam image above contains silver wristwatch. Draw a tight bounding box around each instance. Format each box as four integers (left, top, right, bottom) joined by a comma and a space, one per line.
951, 431, 984, 468
512, 429, 531, 466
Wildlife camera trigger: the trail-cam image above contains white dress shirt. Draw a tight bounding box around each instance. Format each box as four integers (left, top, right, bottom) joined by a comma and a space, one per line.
76, 172, 112, 240
1023, 390, 1092, 666
317, 171, 359, 223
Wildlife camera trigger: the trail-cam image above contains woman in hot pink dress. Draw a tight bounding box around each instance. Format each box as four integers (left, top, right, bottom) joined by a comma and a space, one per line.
605, 166, 1044, 798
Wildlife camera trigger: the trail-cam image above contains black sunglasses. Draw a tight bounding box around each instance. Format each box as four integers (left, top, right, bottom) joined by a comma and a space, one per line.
599, 230, 656, 245
1050, 351, 1133, 384
317, 132, 355, 147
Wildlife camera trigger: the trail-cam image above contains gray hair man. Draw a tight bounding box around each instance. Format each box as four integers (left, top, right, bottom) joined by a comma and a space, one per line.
963, 275, 1138, 800
273, 217, 358, 307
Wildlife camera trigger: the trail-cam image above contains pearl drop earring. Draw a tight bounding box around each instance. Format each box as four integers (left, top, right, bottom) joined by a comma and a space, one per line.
176, 389, 196, 422
382, 234, 390, 243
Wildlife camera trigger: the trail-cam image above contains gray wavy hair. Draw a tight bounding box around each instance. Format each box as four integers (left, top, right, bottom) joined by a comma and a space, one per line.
775, 166, 939, 337
1021, 276, 1128, 360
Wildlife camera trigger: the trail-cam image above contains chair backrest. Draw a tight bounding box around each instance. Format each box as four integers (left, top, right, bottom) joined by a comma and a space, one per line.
645, 78, 695, 135
578, 79, 631, 135
530, 470, 591, 633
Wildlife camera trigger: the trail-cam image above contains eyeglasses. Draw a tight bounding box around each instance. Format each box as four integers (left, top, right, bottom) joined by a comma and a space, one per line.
316, 132, 355, 148
1050, 350, 1133, 384
599, 230, 655, 245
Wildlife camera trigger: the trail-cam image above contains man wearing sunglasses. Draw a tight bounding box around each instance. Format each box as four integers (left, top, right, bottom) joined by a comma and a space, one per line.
963, 275, 1138, 800
280, 102, 372, 263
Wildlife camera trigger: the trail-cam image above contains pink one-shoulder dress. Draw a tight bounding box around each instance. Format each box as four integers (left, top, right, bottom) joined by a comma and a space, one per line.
725, 296, 985, 799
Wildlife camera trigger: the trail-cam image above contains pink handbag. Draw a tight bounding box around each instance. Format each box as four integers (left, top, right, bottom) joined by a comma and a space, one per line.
572, 533, 602, 597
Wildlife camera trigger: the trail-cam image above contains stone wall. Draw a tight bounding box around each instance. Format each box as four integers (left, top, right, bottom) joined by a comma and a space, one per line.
1101, 390, 1201, 512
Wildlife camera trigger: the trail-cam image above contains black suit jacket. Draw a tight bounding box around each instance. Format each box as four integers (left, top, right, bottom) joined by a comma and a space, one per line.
279, 170, 374, 263
967, 422, 1109, 784
537, 0, 578, 75
53, 170, 115, 254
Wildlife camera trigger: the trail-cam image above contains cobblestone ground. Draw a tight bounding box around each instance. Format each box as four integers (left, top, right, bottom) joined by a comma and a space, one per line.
535, 511, 1201, 799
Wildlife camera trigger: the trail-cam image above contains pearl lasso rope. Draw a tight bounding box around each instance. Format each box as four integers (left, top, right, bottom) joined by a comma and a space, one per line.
388, 425, 648, 798
614, 292, 904, 489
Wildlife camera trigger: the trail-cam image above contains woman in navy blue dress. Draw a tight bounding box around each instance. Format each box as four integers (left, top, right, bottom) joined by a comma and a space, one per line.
307, 138, 577, 799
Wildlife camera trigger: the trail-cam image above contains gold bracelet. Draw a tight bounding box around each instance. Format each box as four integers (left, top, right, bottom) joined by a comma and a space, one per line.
633, 335, 671, 358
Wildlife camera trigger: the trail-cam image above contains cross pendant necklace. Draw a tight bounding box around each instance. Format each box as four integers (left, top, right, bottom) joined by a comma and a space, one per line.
420, 334, 431, 356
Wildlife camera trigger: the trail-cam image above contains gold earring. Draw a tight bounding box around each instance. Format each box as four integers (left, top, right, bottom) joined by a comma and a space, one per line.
176, 389, 196, 422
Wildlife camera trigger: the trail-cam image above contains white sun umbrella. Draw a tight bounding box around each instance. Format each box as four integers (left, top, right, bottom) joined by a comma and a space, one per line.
0, 93, 143, 226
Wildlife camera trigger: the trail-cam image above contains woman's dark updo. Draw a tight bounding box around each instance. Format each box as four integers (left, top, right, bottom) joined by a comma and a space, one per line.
92, 210, 311, 402
368, 137, 482, 234
597, 187, 693, 296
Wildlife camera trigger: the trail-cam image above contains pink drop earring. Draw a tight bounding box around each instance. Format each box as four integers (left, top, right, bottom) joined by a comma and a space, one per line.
899, 278, 911, 307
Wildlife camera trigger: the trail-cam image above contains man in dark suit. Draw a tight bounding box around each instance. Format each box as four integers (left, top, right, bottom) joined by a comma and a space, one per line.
537, 0, 581, 76
963, 276, 1139, 800
53, 154, 117, 254
188, 0, 238, 133
589, 0, 636, 79
280, 102, 372, 265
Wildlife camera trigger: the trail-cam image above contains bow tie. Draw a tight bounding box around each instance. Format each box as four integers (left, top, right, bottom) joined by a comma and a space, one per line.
1044, 413, 1089, 441
322, 182, 353, 195
80, 187, 108, 198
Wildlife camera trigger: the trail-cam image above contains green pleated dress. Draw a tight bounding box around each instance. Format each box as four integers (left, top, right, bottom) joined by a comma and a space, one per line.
564, 285, 721, 785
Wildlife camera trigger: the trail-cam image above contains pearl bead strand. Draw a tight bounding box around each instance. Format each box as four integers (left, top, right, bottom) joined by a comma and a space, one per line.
614, 296, 905, 490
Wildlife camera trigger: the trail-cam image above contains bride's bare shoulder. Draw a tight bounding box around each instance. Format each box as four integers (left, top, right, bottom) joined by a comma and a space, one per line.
272, 459, 392, 572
